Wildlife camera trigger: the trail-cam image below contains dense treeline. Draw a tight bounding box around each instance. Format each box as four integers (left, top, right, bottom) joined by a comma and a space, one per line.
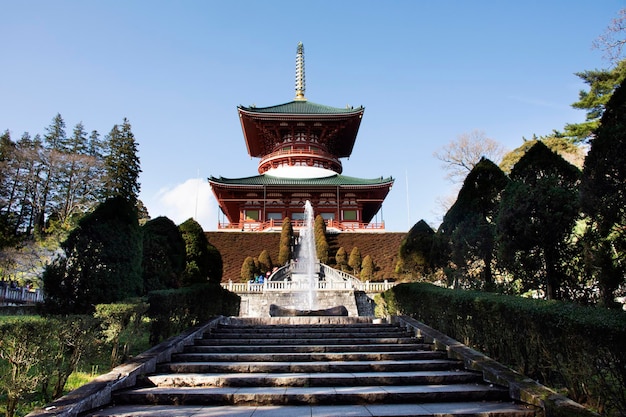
0, 114, 142, 244
397, 75, 626, 309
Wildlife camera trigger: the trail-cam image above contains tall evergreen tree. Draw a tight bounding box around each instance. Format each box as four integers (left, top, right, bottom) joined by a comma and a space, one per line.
258, 249, 273, 274
37, 114, 67, 232
103, 118, 141, 204
241, 256, 256, 282
141, 216, 186, 292
348, 246, 362, 275
57, 122, 96, 226
179, 218, 222, 285
314, 214, 329, 263
437, 158, 509, 290
396, 219, 435, 278
496, 142, 581, 299
360, 255, 375, 281
43, 197, 143, 314
278, 218, 293, 265
335, 246, 348, 272
580, 76, 626, 307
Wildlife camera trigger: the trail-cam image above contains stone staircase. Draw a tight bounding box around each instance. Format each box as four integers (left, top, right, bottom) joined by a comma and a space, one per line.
85, 317, 539, 416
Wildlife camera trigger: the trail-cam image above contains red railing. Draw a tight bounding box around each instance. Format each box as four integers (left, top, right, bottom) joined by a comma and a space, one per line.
217, 219, 385, 232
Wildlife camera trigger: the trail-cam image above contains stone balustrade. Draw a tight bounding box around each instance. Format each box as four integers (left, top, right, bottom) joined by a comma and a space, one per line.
0, 285, 44, 305
222, 278, 395, 293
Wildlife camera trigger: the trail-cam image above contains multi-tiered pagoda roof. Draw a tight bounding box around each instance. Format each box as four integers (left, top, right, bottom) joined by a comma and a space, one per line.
209, 43, 393, 231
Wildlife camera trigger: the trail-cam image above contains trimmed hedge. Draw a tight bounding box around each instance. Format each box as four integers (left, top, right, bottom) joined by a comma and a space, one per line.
377, 283, 626, 416
147, 284, 240, 344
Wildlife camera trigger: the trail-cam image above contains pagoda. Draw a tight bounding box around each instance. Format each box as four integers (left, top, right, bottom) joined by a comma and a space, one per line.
209, 43, 394, 232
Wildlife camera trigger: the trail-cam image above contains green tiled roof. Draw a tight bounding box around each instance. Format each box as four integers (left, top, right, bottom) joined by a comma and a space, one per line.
209, 173, 393, 187
238, 100, 363, 115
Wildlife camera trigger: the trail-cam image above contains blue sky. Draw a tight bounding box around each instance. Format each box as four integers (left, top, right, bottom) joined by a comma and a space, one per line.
1, 1, 622, 232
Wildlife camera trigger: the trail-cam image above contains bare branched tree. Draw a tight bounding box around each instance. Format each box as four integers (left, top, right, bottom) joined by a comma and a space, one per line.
433, 129, 507, 184
593, 8, 626, 65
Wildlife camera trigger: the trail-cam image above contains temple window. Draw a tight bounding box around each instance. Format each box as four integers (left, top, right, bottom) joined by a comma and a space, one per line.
267, 212, 282, 221
244, 210, 260, 221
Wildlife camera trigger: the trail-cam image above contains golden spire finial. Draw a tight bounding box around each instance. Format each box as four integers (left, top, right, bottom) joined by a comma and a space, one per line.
295, 42, 306, 101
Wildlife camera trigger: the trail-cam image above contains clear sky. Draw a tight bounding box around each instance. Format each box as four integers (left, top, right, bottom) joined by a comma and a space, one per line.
1, 1, 621, 232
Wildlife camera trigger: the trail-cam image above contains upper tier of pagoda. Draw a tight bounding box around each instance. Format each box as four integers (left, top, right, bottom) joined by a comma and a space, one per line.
238, 42, 364, 176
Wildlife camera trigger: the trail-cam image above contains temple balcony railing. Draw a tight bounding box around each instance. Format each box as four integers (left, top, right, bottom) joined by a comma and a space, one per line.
217, 219, 385, 232
258, 148, 342, 173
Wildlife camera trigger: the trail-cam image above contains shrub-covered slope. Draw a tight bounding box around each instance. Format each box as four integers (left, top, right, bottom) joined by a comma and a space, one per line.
206, 231, 406, 282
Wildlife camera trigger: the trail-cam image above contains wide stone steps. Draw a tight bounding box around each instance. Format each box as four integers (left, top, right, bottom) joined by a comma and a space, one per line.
169, 350, 446, 362
142, 370, 484, 388
91, 318, 539, 416
158, 359, 465, 374
113, 383, 511, 405
185, 343, 434, 353
195, 336, 418, 345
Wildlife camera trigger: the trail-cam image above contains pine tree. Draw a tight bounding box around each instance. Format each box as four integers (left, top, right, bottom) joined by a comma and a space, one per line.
437, 158, 509, 290
314, 215, 329, 263
179, 218, 212, 285
103, 118, 141, 204
496, 142, 580, 299
335, 247, 347, 271
361, 255, 375, 281
580, 75, 626, 307
43, 197, 143, 314
241, 256, 256, 282
142, 216, 186, 292
348, 247, 362, 275
57, 122, 95, 226
396, 219, 435, 277
278, 218, 293, 265
36, 114, 67, 232
258, 249, 273, 274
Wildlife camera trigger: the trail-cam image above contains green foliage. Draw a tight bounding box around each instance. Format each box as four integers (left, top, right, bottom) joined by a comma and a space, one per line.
141, 216, 186, 293
348, 246, 362, 275
36, 315, 99, 401
499, 135, 585, 174
43, 197, 143, 314
240, 256, 256, 281
94, 301, 148, 368
278, 217, 293, 265
205, 240, 223, 285
437, 158, 509, 290
496, 142, 581, 300
360, 255, 375, 281
314, 215, 329, 263
335, 247, 347, 271
580, 75, 626, 307
396, 220, 435, 278
103, 118, 141, 204
0, 317, 49, 417
380, 283, 626, 415
179, 218, 222, 285
147, 284, 240, 344
257, 250, 273, 274
563, 60, 626, 143
0, 315, 100, 417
